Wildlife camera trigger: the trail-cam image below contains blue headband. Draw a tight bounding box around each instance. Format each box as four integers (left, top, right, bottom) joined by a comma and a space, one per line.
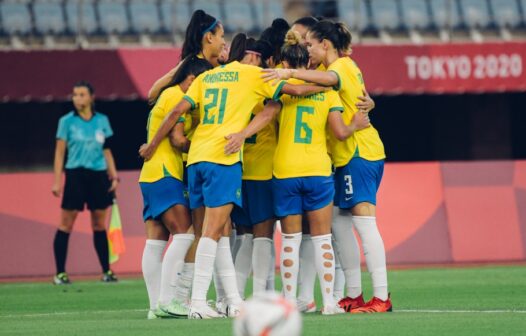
202, 19, 219, 36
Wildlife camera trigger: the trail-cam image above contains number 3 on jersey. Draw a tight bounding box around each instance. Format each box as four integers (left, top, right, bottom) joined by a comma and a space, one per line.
203, 88, 228, 125
294, 106, 313, 144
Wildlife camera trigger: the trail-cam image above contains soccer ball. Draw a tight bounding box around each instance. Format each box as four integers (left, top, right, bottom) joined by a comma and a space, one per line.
233, 292, 302, 336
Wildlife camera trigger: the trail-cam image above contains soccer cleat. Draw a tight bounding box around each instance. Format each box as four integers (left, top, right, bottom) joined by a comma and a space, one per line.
159, 300, 189, 318
152, 307, 176, 319
214, 298, 228, 315
338, 294, 365, 312
321, 304, 345, 315
101, 270, 118, 282
188, 305, 225, 319
351, 295, 392, 313
297, 300, 317, 313
53, 272, 71, 285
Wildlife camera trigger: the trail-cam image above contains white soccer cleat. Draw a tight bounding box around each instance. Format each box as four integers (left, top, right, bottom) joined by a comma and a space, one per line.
321, 304, 345, 315
214, 298, 228, 315
297, 299, 317, 313
188, 305, 225, 319
226, 303, 242, 317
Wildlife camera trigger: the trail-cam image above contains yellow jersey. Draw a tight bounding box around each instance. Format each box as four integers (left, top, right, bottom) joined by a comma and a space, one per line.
327, 57, 385, 166
274, 79, 344, 179
184, 61, 284, 166
139, 85, 185, 182
242, 99, 277, 180
180, 108, 200, 163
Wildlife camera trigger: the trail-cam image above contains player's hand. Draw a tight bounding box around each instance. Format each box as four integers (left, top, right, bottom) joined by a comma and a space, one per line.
139, 143, 155, 161
356, 89, 375, 113
108, 178, 119, 193
261, 68, 293, 84
224, 133, 245, 155
52, 182, 62, 198
352, 111, 370, 131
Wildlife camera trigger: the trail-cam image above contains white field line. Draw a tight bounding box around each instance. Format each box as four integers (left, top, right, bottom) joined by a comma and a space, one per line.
1, 309, 526, 318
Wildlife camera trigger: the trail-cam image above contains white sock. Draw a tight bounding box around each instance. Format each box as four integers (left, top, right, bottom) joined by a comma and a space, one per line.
230, 228, 237, 256
232, 232, 243, 260
297, 234, 316, 304
213, 269, 226, 303
280, 232, 302, 301
333, 239, 345, 301
252, 237, 272, 295
266, 239, 275, 290
312, 234, 336, 307
332, 208, 362, 298
142, 239, 167, 310
234, 233, 253, 298
191, 237, 218, 307
216, 237, 243, 305
158, 234, 195, 305
353, 216, 388, 301
174, 262, 194, 303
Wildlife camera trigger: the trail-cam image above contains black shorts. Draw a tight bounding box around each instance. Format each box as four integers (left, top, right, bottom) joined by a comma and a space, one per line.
62, 168, 113, 211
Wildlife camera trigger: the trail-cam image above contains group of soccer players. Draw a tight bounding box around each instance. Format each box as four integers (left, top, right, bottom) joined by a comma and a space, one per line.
138, 9, 392, 320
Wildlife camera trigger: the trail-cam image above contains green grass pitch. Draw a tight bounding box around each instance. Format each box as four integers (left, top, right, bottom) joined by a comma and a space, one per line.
1, 266, 525, 335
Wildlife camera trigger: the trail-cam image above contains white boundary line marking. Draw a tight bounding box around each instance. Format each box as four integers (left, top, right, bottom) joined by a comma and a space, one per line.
1, 309, 526, 318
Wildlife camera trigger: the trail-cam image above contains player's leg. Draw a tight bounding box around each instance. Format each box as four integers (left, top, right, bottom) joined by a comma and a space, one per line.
348, 159, 391, 313
252, 218, 274, 296
297, 217, 317, 313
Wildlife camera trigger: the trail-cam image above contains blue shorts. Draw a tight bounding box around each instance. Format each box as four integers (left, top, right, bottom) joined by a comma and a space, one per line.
334, 158, 384, 209
140, 177, 189, 222
187, 162, 242, 210
272, 176, 334, 217
231, 180, 275, 226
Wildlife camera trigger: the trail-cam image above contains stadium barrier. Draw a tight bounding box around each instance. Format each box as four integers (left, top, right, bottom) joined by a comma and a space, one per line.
2, 42, 526, 102
1, 160, 525, 278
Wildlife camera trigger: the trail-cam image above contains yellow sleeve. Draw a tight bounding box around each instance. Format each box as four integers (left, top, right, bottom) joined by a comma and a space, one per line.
252, 68, 285, 101
328, 91, 344, 113
328, 60, 345, 91
183, 75, 202, 110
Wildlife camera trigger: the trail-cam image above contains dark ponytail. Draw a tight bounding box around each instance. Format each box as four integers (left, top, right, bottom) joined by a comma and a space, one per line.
181, 10, 220, 59
155, 55, 213, 103
309, 20, 352, 53
260, 18, 290, 66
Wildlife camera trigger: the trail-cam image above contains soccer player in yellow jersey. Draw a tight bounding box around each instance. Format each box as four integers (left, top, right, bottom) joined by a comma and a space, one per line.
139, 53, 327, 318
139, 56, 212, 319
262, 20, 392, 313
265, 30, 369, 315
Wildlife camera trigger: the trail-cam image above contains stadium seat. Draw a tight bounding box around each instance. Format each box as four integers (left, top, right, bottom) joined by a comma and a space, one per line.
459, 0, 492, 29
65, 0, 98, 34
253, 0, 285, 30
129, 0, 161, 34
223, 0, 254, 32
429, 0, 461, 29
191, 0, 223, 21
370, 0, 402, 30
160, 0, 191, 33
337, 0, 371, 31
400, 0, 431, 29
0, 0, 32, 35
491, 0, 521, 28
97, 0, 129, 34
33, 0, 66, 35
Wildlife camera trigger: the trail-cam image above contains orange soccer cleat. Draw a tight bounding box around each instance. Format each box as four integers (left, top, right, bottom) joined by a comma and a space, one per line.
351, 294, 392, 313
338, 294, 366, 312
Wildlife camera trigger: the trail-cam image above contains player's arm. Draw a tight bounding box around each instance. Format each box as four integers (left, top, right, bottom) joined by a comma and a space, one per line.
52, 139, 66, 197
262, 68, 338, 87
224, 101, 281, 155
147, 63, 183, 105
139, 99, 191, 160
103, 149, 119, 192
356, 88, 375, 113
280, 83, 328, 96
327, 109, 370, 141
170, 121, 190, 153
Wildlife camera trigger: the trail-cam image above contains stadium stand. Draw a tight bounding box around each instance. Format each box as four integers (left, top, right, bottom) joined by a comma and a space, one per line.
0, 0, 526, 49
